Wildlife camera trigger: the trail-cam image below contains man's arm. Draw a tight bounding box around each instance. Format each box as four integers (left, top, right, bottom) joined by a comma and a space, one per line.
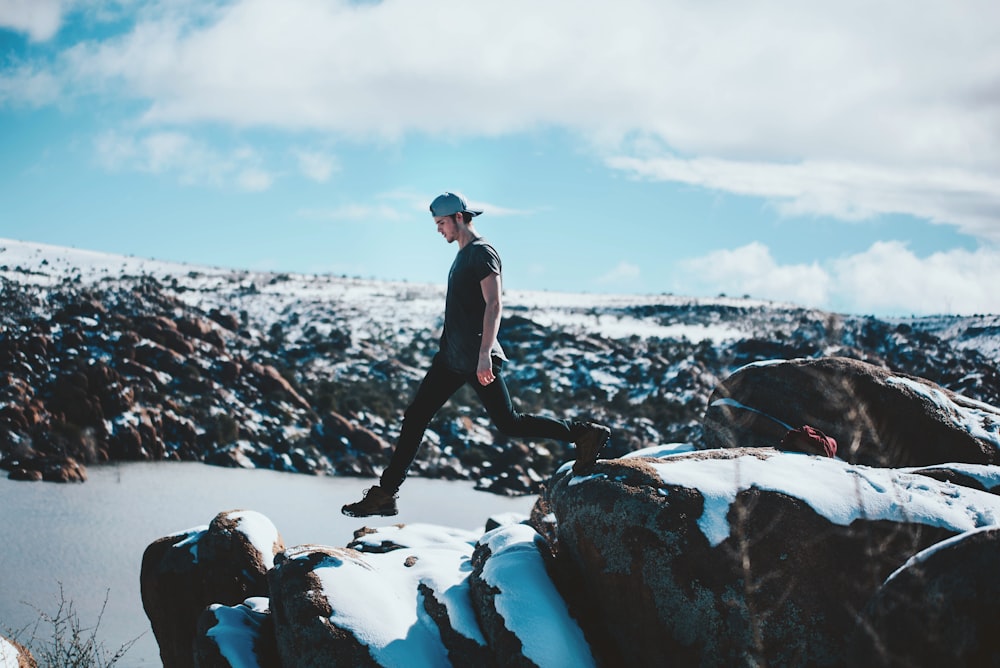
477, 272, 502, 385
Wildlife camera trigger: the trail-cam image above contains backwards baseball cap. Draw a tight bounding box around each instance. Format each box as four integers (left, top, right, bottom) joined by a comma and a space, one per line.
429, 192, 482, 218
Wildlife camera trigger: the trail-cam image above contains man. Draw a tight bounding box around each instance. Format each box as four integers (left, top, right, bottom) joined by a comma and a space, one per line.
342, 192, 611, 517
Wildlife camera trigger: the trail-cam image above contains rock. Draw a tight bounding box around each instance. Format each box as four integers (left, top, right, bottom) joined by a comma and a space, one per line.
248, 363, 312, 413
0, 633, 37, 667
108, 407, 165, 460
208, 308, 240, 331
176, 316, 226, 349
848, 526, 1000, 667
469, 523, 596, 668
141, 510, 283, 668
6, 456, 86, 482
138, 316, 196, 356
7, 467, 42, 481
317, 411, 389, 455
193, 597, 278, 668
903, 462, 1000, 494
704, 356, 1000, 467
545, 448, 1000, 667
50, 369, 105, 427
133, 339, 187, 375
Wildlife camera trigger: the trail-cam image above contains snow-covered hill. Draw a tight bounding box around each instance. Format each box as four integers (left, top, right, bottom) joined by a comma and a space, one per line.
2, 238, 999, 492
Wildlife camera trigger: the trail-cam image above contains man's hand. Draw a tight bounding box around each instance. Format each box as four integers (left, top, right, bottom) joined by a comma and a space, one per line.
477, 352, 495, 386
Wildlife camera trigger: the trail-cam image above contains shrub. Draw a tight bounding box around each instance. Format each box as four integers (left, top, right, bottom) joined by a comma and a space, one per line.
7, 584, 141, 668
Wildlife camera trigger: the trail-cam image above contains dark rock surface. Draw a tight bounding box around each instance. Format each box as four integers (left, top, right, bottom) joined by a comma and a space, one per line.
848, 526, 1000, 667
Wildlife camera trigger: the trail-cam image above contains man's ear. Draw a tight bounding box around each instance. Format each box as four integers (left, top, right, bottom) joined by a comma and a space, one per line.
454, 212, 465, 226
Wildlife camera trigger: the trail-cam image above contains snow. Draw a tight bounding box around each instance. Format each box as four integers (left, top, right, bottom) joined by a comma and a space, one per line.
205, 597, 270, 668
0, 636, 21, 666
0, 237, 769, 351
288, 523, 486, 667
478, 524, 595, 667
275, 521, 597, 666
229, 511, 281, 570
307, 548, 453, 666
349, 523, 480, 551
174, 527, 209, 562
521, 308, 742, 343
586, 451, 1000, 547
886, 376, 1000, 449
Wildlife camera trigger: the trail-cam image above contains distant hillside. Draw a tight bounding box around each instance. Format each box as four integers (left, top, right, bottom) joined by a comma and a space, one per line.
2, 238, 998, 493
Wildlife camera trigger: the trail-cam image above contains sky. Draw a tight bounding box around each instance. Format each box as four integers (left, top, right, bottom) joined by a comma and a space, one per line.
1, 0, 999, 317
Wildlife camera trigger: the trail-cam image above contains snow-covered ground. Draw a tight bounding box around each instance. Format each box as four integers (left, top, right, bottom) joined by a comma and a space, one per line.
0, 237, 808, 345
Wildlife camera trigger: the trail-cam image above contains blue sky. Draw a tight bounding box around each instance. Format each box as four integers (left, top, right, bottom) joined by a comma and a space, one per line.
2, 0, 999, 316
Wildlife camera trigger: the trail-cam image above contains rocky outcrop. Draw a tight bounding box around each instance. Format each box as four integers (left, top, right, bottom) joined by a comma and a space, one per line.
143, 441, 1000, 667
0, 634, 37, 668
704, 356, 1000, 467
543, 448, 1000, 667
140, 510, 283, 668
848, 526, 1000, 667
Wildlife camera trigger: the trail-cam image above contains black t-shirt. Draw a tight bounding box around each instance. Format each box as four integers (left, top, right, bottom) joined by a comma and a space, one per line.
440, 239, 508, 373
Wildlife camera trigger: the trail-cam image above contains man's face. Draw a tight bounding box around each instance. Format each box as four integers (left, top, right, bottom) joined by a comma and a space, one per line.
434, 214, 460, 243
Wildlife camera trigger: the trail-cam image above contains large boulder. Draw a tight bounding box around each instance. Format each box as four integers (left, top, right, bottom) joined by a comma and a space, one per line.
848, 525, 1000, 667
141, 510, 284, 668
544, 448, 1000, 666
704, 356, 1000, 467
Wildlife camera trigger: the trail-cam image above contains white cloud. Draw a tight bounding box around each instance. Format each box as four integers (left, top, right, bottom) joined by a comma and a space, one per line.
294, 149, 338, 183
43, 1, 998, 150
596, 261, 641, 287
236, 167, 273, 192
94, 130, 275, 191
830, 241, 1000, 315
674, 241, 1000, 316
606, 156, 1000, 244
0, 64, 61, 106
675, 242, 831, 308
7, 0, 1000, 240
0, 0, 64, 41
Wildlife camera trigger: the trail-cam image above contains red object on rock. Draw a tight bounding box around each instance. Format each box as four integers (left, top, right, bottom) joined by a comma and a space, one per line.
781, 425, 838, 458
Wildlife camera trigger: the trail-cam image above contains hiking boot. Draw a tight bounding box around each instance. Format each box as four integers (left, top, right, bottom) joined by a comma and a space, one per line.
571, 422, 611, 475
341, 486, 398, 518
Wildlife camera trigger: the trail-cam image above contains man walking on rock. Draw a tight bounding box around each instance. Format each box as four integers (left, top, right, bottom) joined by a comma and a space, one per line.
342, 192, 611, 517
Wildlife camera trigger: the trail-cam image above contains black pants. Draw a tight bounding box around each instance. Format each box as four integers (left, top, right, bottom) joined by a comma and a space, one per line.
379, 353, 574, 493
